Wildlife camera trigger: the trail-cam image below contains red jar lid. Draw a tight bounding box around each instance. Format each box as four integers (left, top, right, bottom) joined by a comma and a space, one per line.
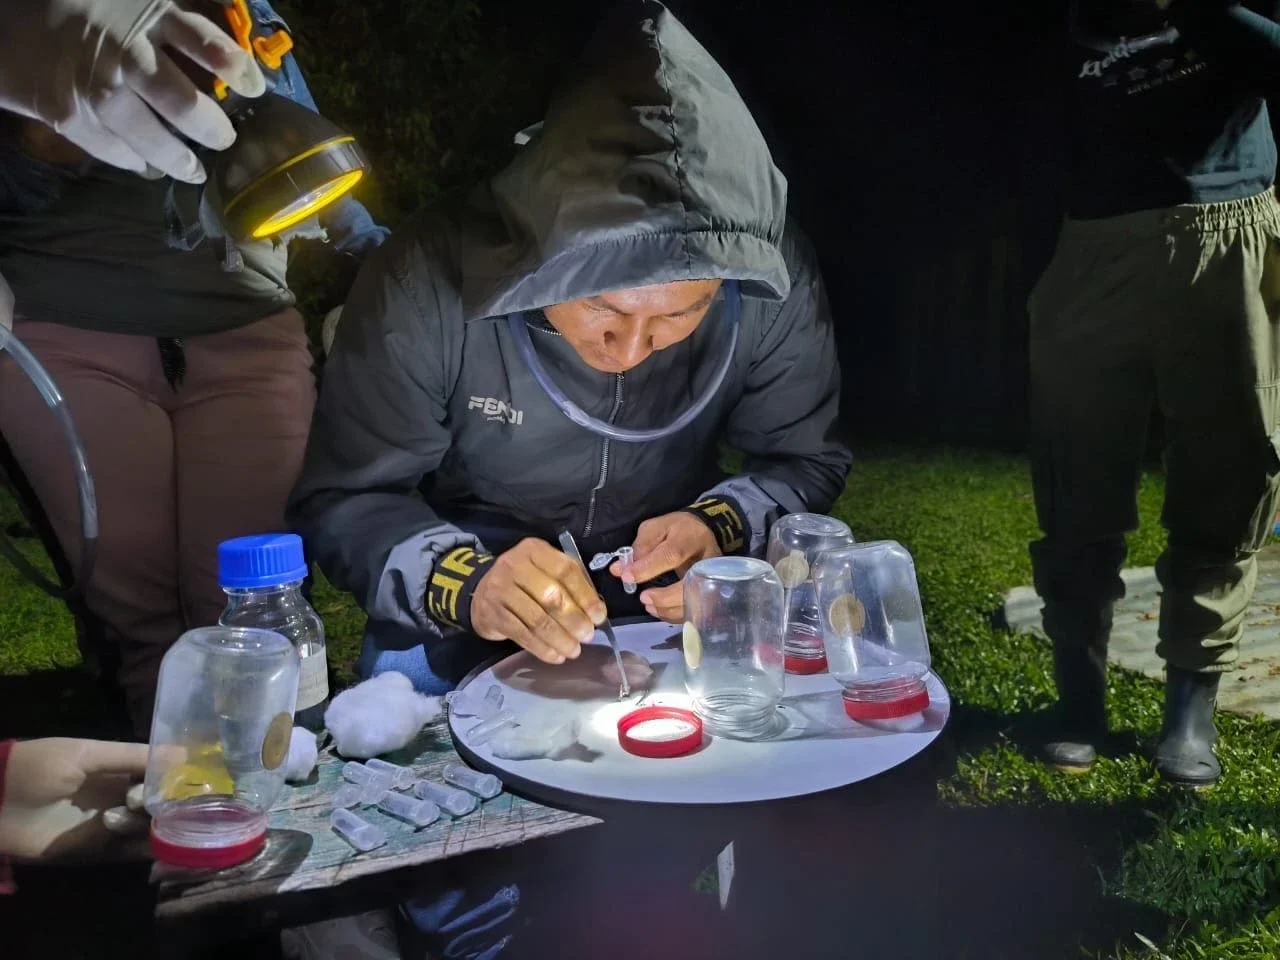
842, 686, 931, 721
617, 706, 703, 758
785, 653, 828, 675
150, 825, 266, 871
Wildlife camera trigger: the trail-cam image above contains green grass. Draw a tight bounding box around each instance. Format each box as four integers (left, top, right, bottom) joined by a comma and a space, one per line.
829, 449, 1280, 959
0, 495, 80, 675
3, 448, 1279, 957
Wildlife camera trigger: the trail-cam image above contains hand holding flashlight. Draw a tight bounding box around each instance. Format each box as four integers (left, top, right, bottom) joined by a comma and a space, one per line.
0, 0, 266, 184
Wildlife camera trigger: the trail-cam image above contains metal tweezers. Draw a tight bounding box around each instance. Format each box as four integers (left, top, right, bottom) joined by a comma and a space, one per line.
558, 529, 630, 699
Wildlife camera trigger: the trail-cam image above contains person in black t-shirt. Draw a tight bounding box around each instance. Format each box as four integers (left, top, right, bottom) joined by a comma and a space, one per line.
1031, 0, 1280, 788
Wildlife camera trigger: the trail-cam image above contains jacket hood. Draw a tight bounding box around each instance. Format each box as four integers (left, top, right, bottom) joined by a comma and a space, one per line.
459, 1, 790, 320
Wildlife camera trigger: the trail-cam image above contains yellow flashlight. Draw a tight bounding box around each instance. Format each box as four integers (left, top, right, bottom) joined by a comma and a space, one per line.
212, 0, 369, 243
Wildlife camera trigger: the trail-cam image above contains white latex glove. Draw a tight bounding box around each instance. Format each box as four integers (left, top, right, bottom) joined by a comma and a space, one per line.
0, 0, 267, 183
0, 738, 151, 862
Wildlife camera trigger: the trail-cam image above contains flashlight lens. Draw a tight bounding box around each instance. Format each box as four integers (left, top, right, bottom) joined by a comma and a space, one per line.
250, 169, 365, 239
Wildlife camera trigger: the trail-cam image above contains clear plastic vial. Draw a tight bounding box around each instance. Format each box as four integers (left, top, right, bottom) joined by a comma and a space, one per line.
218, 534, 329, 731
616, 546, 637, 595
414, 779, 479, 817
812, 541, 932, 721
765, 513, 855, 674
359, 774, 393, 807
364, 757, 417, 790
442, 762, 502, 800
143, 626, 299, 869
378, 792, 441, 828
331, 784, 362, 810
331, 808, 386, 852
683, 557, 786, 740
341, 761, 373, 785
468, 711, 518, 746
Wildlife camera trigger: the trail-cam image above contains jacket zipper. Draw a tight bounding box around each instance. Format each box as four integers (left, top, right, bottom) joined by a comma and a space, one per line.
528, 322, 623, 537
584, 373, 624, 537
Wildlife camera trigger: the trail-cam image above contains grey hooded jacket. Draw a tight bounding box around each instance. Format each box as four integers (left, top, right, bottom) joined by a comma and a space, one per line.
287, 2, 851, 640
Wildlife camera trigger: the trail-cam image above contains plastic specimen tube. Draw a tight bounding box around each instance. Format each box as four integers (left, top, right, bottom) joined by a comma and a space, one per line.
330, 783, 362, 810
414, 779, 478, 817
378, 792, 441, 828
468, 710, 518, 746
442, 762, 502, 800
482, 685, 504, 713
359, 773, 393, 806
617, 546, 636, 594
364, 757, 417, 790
341, 761, 373, 785
331, 808, 386, 852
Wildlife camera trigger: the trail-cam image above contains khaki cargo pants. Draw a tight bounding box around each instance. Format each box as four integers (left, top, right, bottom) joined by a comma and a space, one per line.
1029, 189, 1280, 673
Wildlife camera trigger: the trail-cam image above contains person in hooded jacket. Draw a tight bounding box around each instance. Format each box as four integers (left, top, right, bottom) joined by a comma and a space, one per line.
288, 5, 850, 955
289, 3, 851, 696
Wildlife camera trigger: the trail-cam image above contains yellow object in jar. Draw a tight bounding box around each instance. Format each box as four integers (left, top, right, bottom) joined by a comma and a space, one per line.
160, 744, 235, 801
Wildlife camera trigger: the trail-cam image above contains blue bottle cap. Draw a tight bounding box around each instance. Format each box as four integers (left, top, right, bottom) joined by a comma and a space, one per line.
218, 534, 309, 589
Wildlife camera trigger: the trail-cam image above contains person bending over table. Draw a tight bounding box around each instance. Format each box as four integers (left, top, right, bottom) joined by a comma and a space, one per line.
288, 6, 851, 956
288, 4, 852, 696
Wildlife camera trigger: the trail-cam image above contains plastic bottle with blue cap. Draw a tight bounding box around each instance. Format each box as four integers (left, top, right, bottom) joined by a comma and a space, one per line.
218, 534, 329, 731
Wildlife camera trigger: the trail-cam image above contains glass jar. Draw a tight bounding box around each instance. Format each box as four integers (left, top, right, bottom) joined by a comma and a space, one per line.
218, 534, 328, 731
765, 513, 855, 674
143, 626, 299, 869
812, 541, 932, 720
682, 556, 786, 739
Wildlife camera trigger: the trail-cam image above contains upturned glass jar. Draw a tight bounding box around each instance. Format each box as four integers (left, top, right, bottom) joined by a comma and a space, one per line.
812, 541, 932, 721
143, 626, 299, 869
682, 556, 786, 739
765, 513, 855, 673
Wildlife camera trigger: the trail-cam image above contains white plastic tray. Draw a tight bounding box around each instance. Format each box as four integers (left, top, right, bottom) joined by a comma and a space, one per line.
449, 619, 949, 807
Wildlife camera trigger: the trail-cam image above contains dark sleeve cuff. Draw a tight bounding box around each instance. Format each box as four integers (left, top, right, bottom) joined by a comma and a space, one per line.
682, 496, 748, 556
426, 547, 495, 633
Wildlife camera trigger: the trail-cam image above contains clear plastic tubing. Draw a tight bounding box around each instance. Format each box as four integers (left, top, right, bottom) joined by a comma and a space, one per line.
0, 326, 97, 597
414, 779, 478, 817
331, 784, 362, 810
364, 757, 417, 790
378, 792, 440, 828
468, 711, 518, 746
359, 774, 393, 807
442, 762, 502, 800
506, 280, 741, 443
331, 808, 386, 852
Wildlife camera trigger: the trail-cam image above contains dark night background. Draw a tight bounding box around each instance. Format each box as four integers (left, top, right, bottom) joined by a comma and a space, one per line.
281, 0, 1073, 447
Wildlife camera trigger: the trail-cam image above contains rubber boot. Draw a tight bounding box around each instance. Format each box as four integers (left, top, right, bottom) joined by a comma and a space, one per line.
1154, 667, 1221, 788
1041, 639, 1109, 772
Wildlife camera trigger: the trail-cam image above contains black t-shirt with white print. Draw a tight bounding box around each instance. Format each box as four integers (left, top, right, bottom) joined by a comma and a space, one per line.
1066, 1, 1280, 219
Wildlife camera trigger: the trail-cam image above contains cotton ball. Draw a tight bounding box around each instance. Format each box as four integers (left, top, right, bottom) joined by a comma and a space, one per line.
284, 727, 318, 783
490, 718, 582, 761
600, 651, 655, 691
325, 671, 443, 759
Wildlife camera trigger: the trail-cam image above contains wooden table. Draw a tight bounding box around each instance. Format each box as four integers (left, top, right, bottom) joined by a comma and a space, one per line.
152, 715, 600, 952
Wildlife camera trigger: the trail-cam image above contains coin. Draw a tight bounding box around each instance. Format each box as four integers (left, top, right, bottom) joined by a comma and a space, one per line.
774, 549, 810, 589
261, 711, 293, 771
829, 594, 866, 635
682, 621, 703, 670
